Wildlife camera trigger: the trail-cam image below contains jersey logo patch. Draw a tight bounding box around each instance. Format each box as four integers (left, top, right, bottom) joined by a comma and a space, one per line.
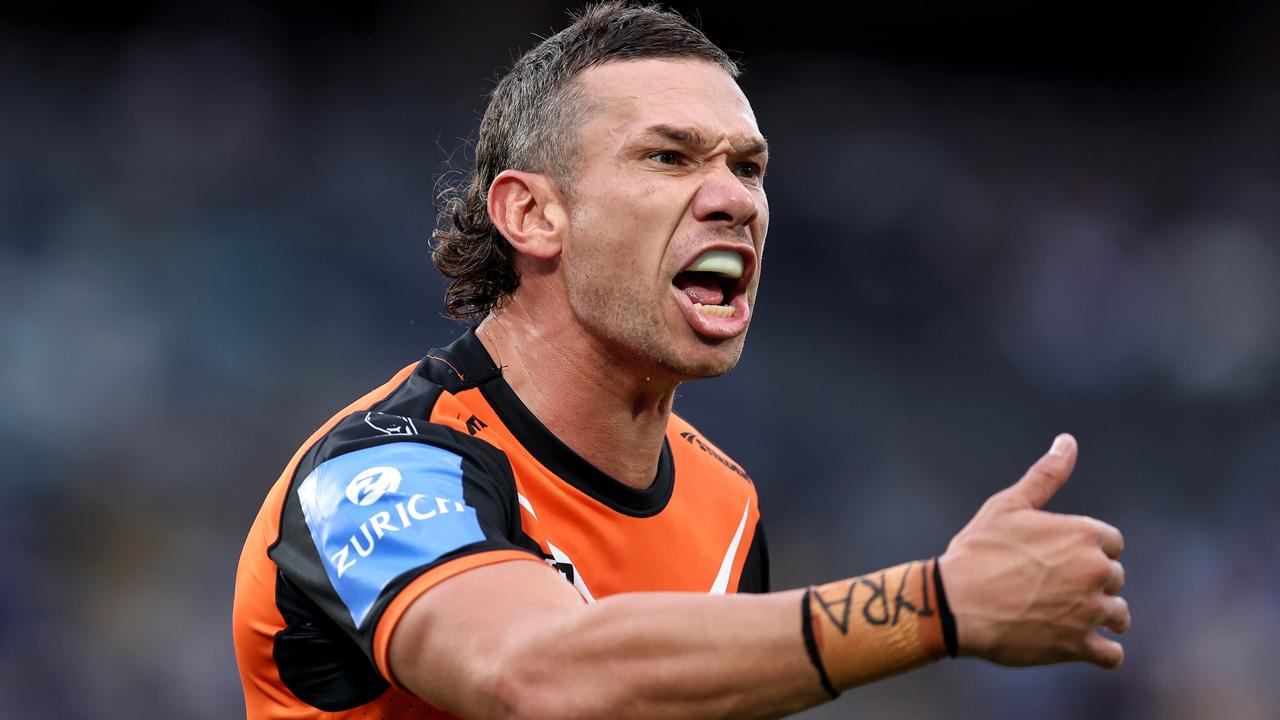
346, 466, 402, 506
363, 411, 417, 436
296, 443, 484, 628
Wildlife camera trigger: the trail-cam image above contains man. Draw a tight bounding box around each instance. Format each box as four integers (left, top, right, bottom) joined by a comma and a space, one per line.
233, 3, 1130, 718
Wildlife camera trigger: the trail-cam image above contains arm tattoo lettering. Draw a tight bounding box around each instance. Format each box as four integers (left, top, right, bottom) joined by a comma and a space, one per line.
801, 558, 949, 692
811, 560, 934, 636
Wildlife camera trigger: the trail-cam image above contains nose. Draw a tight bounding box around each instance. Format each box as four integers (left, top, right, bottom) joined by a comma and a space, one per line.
691, 165, 759, 229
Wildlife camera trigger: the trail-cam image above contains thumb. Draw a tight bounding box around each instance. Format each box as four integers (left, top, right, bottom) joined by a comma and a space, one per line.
1005, 433, 1077, 510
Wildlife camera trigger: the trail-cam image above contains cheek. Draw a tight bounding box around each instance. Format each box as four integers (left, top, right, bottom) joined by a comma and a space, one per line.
565, 220, 659, 302
574, 195, 669, 277
566, 167, 688, 291
752, 196, 770, 250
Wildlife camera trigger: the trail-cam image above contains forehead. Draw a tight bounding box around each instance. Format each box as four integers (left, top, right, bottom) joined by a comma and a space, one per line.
574, 58, 762, 147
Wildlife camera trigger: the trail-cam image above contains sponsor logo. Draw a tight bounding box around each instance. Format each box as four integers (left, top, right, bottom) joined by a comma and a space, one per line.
363, 412, 418, 436
329, 492, 468, 578
346, 466, 403, 506
679, 431, 751, 481
296, 442, 484, 628
465, 414, 488, 436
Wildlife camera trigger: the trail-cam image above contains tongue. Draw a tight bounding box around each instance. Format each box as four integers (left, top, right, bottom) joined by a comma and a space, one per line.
674, 272, 725, 306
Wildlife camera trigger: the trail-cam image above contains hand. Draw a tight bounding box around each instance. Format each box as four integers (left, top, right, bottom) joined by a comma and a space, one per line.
938, 434, 1129, 669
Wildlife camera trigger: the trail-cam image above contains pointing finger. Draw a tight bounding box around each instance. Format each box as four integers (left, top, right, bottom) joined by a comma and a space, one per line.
1006, 434, 1078, 510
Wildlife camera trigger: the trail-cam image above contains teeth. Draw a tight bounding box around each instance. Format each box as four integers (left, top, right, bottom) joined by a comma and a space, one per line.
693, 302, 736, 318
686, 250, 744, 279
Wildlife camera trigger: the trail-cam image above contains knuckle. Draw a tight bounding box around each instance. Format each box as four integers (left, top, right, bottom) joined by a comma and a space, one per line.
1084, 597, 1104, 620
989, 488, 1019, 507
1075, 519, 1102, 544
1092, 557, 1113, 582
1110, 562, 1126, 590
1083, 637, 1122, 668
1106, 643, 1125, 668
1103, 596, 1131, 632
1071, 635, 1095, 659
1113, 595, 1131, 618
1082, 556, 1112, 586
1029, 466, 1061, 487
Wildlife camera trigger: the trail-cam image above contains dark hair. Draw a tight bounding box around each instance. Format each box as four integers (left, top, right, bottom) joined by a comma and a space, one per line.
431, 1, 739, 323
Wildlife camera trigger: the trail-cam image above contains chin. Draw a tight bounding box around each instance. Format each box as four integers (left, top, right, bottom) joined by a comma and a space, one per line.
664, 337, 746, 380
571, 296, 749, 381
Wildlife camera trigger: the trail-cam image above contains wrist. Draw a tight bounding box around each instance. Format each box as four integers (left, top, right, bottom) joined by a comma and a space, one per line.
936, 549, 985, 658
801, 558, 954, 694
933, 556, 959, 658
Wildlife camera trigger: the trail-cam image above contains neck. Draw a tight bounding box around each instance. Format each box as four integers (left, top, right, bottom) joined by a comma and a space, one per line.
475, 302, 676, 490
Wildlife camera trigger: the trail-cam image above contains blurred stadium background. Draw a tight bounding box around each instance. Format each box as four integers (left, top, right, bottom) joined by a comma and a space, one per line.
2, 1, 1278, 717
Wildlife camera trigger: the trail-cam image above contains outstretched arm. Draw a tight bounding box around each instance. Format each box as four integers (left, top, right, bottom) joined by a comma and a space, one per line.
389, 434, 1129, 719
392, 563, 823, 720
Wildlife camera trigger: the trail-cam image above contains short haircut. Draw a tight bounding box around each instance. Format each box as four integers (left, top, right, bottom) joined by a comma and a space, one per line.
431, 1, 739, 323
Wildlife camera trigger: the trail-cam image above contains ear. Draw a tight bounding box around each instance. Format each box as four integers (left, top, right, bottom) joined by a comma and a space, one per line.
488, 170, 567, 261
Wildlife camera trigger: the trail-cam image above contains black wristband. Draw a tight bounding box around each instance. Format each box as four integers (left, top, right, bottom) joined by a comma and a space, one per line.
800, 588, 840, 699
932, 559, 959, 658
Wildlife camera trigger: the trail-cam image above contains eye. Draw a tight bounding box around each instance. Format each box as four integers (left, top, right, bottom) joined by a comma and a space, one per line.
735, 162, 764, 180
648, 150, 683, 165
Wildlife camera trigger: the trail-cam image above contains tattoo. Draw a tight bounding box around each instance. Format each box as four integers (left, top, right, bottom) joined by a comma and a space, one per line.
892, 561, 936, 623
812, 560, 934, 636
862, 573, 889, 626
804, 559, 950, 687
812, 577, 855, 634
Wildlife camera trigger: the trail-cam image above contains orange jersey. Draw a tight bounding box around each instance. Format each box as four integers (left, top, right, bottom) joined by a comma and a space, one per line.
233, 330, 768, 718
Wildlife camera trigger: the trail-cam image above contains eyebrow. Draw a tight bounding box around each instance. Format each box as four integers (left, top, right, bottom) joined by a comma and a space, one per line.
642, 124, 769, 158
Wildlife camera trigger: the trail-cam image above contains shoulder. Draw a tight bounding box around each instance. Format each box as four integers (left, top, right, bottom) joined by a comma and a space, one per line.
234, 356, 542, 712
253, 350, 538, 634
294, 329, 517, 492
244, 348, 523, 574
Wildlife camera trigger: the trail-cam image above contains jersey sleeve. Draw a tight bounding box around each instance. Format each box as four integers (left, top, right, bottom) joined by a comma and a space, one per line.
267, 412, 543, 669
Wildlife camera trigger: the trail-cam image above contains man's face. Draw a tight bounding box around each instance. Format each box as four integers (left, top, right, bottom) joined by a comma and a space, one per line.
559, 58, 769, 380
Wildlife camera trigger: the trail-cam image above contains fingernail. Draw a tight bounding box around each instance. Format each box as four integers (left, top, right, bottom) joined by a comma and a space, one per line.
1050, 434, 1070, 456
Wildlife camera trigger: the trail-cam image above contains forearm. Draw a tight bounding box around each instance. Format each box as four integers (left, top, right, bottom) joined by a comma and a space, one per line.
392, 558, 954, 720
481, 561, 951, 719
490, 589, 820, 720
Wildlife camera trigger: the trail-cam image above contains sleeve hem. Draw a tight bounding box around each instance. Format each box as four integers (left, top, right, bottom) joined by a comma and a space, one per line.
372, 549, 547, 689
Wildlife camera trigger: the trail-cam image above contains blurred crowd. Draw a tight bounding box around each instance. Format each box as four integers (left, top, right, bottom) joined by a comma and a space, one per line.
1, 2, 1277, 718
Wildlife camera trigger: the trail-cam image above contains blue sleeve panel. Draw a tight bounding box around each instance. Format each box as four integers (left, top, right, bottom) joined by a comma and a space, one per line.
296, 442, 486, 628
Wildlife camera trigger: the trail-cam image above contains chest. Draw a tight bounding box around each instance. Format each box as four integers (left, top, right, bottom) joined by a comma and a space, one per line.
507, 452, 756, 600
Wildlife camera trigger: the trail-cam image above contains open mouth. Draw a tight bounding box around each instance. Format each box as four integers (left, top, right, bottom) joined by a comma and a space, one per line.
669, 248, 754, 340
672, 249, 749, 318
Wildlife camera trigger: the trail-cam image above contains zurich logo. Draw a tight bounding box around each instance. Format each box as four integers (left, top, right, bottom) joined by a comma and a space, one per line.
345, 466, 403, 506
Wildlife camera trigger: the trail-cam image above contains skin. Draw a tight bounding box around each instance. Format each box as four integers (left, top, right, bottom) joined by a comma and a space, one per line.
388, 59, 1130, 720
476, 58, 767, 490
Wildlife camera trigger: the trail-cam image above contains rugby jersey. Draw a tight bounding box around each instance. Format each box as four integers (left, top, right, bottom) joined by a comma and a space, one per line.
233, 329, 767, 718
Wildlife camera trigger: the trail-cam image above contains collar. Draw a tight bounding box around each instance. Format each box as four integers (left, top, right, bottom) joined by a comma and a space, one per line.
426, 329, 675, 517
